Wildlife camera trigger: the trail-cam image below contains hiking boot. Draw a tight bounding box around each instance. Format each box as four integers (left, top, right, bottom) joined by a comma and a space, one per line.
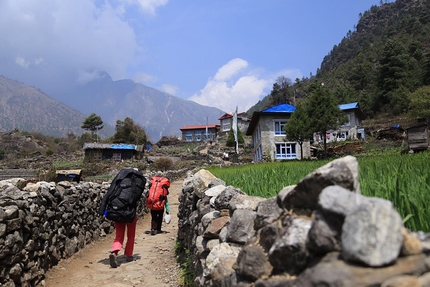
109, 253, 118, 268
151, 229, 156, 235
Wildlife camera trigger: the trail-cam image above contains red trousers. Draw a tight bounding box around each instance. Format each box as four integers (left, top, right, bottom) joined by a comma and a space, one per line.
111, 216, 137, 257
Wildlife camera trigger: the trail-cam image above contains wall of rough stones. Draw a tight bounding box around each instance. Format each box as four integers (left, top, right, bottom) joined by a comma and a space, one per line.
177, 156, 430, 287
0, 169, 185, 287
0, 179, 119, 287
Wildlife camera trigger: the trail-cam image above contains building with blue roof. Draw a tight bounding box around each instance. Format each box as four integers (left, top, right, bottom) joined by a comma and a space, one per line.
316, 102, 366, 144
246, 103, 309, 162
246, 102, 366, 162
83, 143, 143, 162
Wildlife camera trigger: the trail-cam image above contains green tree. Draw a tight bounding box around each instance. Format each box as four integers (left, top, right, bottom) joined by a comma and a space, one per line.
284, 102, 313, 160
113, 117, 147, 144
270, 76, 293, 106
226, 127, 244, 147
81, 113, 104, 140
408, 86, 430, 119
306, 84, 348, 153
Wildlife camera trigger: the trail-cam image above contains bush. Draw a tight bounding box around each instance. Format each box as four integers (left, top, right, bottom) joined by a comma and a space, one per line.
172, 160, 195, 170
226, 127, 244, 147
152, 157, 173, 171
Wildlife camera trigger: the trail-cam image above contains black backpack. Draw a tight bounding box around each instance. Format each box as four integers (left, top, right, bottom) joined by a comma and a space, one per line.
99, 168, 146, 223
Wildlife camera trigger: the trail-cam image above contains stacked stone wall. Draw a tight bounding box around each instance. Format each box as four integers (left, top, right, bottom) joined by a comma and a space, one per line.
177, 156, 430, 286
0, 168, 186, 287
0, 179, 118, 287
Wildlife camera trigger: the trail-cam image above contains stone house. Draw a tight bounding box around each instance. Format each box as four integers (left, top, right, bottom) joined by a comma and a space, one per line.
218, 112, 250, 135
83, 143, 143, 162
180, 124, 219, 142
246, 103, 311, 162
314, 102, 366, 143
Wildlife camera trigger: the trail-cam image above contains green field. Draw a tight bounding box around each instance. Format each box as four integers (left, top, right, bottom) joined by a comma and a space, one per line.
207, 152, 430, 232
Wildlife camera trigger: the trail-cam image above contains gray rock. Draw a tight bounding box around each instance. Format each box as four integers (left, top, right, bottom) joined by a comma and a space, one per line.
255, 197, 283, 230
214, 186, 246, 211
342, 197, 403, 267
229, 194, 265, 213
282, 155, 360, 211
193, 169, 219, 198
269, 217, 311, 274
294, 253, 430, 287
226, 209, 257, 244
236, 244, 273, 281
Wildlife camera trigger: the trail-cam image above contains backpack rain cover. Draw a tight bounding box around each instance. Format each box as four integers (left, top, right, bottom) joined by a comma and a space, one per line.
99, 168, 146, 223
145, 176, 170, 211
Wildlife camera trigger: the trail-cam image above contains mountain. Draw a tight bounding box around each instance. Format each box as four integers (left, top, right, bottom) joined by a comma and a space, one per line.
0, 76, 90, 137
0, 74, 225, 142
61, 73, 225, 142
248, 0, 430, 120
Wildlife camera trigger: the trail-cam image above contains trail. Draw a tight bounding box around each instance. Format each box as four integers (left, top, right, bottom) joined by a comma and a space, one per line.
39, 179, 183, 287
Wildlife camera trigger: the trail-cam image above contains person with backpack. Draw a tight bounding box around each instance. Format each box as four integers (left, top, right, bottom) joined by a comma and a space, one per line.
145, 176, 170, 235
99, 168, 146, 268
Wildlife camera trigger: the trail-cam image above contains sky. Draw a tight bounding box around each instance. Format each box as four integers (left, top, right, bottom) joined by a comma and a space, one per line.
0, 0, 385, 114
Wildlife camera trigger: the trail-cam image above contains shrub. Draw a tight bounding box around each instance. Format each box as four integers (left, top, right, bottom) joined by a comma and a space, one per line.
152, 157, 173, 171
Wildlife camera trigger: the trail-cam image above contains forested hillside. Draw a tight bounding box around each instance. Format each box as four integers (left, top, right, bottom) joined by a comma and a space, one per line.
249, 0, 430, 121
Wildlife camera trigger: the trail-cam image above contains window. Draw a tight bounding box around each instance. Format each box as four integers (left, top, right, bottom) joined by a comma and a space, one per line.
112, 153, 122, 161
93, 151, 102, 161
275, 143, 297, 159
204, 130, 211, 140
223, 122, 231, 131
274, 120, 287, 135
185, 131, 193, 142
195, 130, 202, 142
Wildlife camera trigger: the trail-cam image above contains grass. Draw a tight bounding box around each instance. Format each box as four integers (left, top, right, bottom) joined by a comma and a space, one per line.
207, 152, 430, 232
53, 160, 84, 169
174, 241, 195, 287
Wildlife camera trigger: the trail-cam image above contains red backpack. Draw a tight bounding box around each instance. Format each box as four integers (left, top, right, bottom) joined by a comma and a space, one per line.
145, 176, 170, 210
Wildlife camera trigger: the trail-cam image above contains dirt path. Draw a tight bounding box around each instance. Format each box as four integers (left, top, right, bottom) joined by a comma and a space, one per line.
39, 179, 183, 287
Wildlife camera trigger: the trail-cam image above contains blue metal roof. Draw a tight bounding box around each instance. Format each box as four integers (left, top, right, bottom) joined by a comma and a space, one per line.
83, 143, 137, 150
109, 144, 136, 150
262, 103, 296, 113
339, 102, 359, 110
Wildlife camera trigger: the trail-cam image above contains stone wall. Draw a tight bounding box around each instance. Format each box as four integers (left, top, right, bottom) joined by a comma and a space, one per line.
0, 179, 118, 287
0, 169, 186, 287
177, 156, 430, 287
0, 169, 38, 181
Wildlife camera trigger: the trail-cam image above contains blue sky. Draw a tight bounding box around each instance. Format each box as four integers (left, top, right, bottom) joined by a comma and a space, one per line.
0, 0, 385, 114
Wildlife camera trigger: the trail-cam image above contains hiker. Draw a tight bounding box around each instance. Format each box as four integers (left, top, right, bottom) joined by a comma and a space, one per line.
99, 168, 146, 268
149, 196, 170, 235
146, 176, 170, 235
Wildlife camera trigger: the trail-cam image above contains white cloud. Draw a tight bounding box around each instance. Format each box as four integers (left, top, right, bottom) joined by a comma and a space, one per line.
15, 56, 45, 69
189, 58, 270, 113
189, 58, 304, 113
161, 84, 177, 95
0, 1, 146, 86
116, 0, 168, 16
15, 56, 30, 69
214, 58, 248, 81
76, 69, 106, 85
136, 0, 169, 16
134, 72, 158, 84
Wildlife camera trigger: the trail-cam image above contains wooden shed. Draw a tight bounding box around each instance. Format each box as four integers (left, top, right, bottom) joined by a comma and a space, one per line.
83, 143, 143, 162
406, 124, 429, 152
